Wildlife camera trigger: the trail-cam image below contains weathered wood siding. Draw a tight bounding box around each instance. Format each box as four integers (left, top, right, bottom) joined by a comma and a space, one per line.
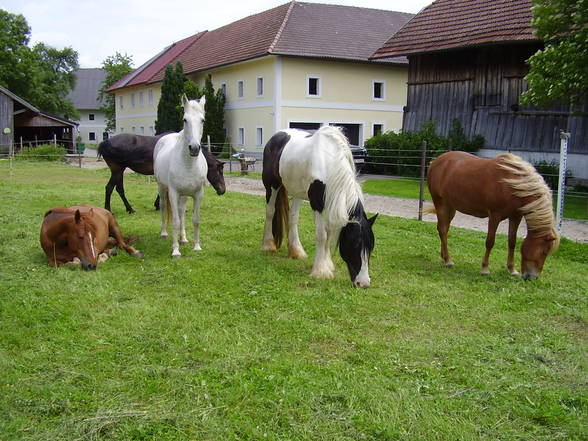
0, 91, 14, 148
404, 44, 588, 154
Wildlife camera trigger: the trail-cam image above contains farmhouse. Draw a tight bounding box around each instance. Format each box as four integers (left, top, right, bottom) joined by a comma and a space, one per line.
67, 68, 110, 146
372, 0, 588, 179
107, 1, 413, 152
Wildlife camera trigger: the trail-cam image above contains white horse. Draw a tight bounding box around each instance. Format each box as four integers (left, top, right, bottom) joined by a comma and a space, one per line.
261, 126, 377, 288
154, 95, 208, 258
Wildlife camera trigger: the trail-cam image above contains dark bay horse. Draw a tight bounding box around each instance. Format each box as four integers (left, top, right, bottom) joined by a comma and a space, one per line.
262, 126, 377, 288
426, 151, 559, 280
40, 205, 143, 270
99, 133, 226, 214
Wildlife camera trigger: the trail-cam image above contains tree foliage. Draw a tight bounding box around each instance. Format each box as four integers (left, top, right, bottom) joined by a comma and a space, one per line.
98, 52, 134, 132
155, 62, 185, 134
521, 0, 588, 109
0, 9, 79, 117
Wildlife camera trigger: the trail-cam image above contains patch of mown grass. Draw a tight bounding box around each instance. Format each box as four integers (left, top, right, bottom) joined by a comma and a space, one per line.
1, 161, 586, 441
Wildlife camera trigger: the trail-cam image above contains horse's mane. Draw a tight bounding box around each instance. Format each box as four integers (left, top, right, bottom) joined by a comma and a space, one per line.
497, 153, 558, 242
314, 126, 363, 230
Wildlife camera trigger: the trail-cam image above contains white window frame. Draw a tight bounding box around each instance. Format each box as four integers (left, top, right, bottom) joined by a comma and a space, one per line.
306, 75, 321, 98
256, 76, 264, 97
372, 122, 385, 136
372, 80, 386, 101
139, 91, 144, 107
140, 126, 145, 135
256, 126, 263, 146
119, 95, 124, 109
148, 89, 154, 105
237, 80, 244, 99
149, 126, 155, 135
220, 82, 227, 98
237, 127, 245, 146
131, 93, 136, 108
131, 126, 136, 134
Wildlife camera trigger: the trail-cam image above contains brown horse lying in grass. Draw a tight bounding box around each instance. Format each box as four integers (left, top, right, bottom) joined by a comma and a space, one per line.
40, 205, 143, 270
426, 151, 559, 280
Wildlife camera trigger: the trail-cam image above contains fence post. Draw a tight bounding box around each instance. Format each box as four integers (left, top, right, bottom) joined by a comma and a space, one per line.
418, 140, 427, 221
556, 131, 570, 232
53, 133, 57, 147
207, 135, 211, 152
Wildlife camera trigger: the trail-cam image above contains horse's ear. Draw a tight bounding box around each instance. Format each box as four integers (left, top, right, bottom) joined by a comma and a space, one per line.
181, 93, 189, 107
199, 95, 206, 107
368, 213, 378, 226
74, 209, 81, 224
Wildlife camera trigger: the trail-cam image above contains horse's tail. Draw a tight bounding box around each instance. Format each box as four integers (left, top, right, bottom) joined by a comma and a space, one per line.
272, 186, 289, 249
423, 205, 436, 215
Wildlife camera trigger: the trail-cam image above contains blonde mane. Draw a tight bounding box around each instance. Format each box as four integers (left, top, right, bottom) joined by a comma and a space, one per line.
497, 153, 559, 244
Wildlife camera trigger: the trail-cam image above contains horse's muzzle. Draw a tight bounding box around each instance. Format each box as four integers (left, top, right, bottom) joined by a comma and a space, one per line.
82, 262, 97, 271
216, 187, 226, 196
188, 144, 201, 157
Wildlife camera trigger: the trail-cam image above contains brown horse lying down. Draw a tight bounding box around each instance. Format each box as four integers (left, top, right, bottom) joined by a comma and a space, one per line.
40, 205, 143, 270
426, 151, 559, 280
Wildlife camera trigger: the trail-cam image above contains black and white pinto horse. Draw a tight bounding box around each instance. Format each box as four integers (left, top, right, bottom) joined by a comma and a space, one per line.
262, 126, 377, 288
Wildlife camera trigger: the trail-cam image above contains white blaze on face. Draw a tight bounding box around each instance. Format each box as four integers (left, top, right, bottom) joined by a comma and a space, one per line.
354, 251, 370, 288
88, 231, 96, 259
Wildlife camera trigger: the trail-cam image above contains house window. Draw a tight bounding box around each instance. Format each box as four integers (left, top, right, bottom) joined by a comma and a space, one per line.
131, 126, 136, 133
238, 127, 245, 146
307, 76, 321, 97
237, 80, 244, 98
220, 82, 227, 98
148, 89, 154, 105
257, 77, 264, 96
140, 126, 144, 135
149, 126, 155, 135
373, 124, 383, 136
89, 132, 96, 141
89, 113, 95, 121
119, 96, 124, 109
120, 127, 125, 133
139, 92, 144, 107
373, 81, 385, 100
256, 127, 263, 146
131, 93, 136, 108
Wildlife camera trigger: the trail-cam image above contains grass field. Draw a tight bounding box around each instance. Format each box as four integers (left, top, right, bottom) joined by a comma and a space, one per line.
1, 161, 587, 441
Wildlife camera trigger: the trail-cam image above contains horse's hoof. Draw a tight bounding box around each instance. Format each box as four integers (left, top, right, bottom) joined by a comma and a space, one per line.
310, 268, 335, 279
288, 248, 307, 259
98, 253, 109, 263
193, 245, 202, 251
110, 248, 118, 256
160, 233, 168, 238
444, 261, 454, 268
172, 254, 181, 259
134, 251, 144, 258
481, 268, 490, 276
180, 240, 189, 245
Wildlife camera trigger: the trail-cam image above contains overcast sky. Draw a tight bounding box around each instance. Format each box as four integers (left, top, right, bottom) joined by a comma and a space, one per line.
0, 0, 432, 68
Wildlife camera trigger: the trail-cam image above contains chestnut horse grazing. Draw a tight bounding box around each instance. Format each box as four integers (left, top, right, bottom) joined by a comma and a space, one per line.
40, 205, 143, 270
426, 151, 559, 280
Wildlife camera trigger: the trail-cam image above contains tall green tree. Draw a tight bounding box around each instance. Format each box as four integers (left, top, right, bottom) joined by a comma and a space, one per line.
521, 0, 588, 110
98, 52, 134, 132
0, 9, 78, 117
155, 62, 185, 134
184, 75, 226, 151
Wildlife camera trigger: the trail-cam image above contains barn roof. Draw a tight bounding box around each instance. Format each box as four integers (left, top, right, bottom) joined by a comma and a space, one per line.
67, 68, 107, 109
372, 0, 537, 59
108, 1, 413, 92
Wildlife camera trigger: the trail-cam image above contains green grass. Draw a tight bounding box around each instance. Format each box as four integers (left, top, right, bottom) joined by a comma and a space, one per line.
1, 161, 587, 441
362, 178, 588, 220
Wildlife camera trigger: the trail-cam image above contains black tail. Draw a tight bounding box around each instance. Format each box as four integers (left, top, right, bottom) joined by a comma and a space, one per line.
272, 186, 289, 249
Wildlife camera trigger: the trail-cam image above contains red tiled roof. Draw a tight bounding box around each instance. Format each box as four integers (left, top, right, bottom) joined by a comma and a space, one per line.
108, 1, 413, 92
372, 0, 537, 59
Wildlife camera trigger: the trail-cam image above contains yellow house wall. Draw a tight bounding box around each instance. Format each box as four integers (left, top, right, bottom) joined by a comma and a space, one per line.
113, 84, 161, 135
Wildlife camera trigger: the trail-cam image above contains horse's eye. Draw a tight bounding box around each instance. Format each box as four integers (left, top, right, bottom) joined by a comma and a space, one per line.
183, 119, 187, 123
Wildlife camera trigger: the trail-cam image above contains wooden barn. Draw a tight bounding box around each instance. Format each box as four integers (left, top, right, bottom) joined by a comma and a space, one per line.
372, 0, 588, 178
0, 85, 78, 154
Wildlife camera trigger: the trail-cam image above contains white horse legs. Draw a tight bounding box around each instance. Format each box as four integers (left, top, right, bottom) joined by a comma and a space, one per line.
288, 198, 307, 259
310, 211, 335, 279
162, 188, 204, 258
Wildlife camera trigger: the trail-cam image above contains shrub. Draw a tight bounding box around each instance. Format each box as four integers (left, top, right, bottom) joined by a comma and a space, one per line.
364, 120, 484, 176
15, 144, 67, 162
532, 159, 573, 190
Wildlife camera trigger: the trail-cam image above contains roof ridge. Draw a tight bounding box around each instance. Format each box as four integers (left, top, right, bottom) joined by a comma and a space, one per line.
268, 1, 296, 54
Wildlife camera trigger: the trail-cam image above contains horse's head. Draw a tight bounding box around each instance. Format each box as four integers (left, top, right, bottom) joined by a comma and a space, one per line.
69, 209, 98, 271
182, 94, 206, 157
339, 211, 377, 288
205, 152, 226, 195
520, 230, 559, 280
